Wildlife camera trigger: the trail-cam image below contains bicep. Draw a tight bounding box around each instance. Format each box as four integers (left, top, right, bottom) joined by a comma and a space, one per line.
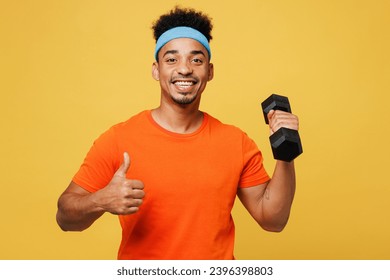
237, 181, 269, 223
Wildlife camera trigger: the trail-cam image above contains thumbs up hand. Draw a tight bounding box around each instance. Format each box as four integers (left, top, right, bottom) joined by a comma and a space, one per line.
95, 152, 145, 215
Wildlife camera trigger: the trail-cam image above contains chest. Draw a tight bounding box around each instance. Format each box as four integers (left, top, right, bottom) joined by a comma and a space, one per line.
123, 134, 243, 210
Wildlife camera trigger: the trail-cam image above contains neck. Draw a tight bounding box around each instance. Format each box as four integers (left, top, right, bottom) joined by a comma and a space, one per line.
151, 103, 204, 134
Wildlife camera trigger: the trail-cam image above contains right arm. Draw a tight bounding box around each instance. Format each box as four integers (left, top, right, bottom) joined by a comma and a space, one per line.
56, 152, 145, 231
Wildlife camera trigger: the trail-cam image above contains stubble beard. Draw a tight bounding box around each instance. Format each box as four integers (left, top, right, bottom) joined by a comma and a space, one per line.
170, 92, 198, 105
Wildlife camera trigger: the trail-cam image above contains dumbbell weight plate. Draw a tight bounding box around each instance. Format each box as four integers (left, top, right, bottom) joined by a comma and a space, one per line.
270, 127, 303, 162
261, 94, 291, 124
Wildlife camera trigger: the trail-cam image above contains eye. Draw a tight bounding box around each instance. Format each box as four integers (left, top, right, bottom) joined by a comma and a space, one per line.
192, 58, 203, 64
165, 57, 177, 64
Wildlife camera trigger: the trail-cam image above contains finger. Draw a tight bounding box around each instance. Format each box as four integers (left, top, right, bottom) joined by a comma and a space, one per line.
115, 152, 131, 177
129, 198, 143, 207
123, 206, 140, 215
123, 199, 144, 214
130, 180, 144, 190
268, 111, 298, 134
112, 206, 140, 215
122, 180, 145, 197
267, 109, 275, 123
268, 110, 277, 134
270, 114, 299, 131
131, 189, 145, 199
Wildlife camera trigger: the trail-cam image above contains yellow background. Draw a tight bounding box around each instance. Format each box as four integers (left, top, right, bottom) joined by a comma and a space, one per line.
1, 0, 389, 259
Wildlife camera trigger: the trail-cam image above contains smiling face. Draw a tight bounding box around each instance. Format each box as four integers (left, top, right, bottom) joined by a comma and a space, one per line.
152, 38, 214, 107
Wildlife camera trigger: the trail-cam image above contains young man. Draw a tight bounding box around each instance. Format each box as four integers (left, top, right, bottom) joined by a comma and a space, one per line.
56, 6, 299, 260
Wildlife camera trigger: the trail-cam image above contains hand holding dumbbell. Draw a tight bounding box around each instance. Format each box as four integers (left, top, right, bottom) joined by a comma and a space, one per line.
261, 94, 303, 162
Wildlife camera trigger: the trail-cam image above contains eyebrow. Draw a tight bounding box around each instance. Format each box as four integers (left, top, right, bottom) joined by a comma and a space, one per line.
190, 50, 206, 57
162, 50, 178, 57
162, 49, 206, 58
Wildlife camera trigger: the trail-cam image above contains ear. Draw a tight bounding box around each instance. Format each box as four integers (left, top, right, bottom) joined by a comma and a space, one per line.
152, 62, 160, 81
208, 63, 214, 81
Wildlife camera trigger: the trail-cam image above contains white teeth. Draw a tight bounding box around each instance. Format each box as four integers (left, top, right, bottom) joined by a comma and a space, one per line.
175, 81, 194, 86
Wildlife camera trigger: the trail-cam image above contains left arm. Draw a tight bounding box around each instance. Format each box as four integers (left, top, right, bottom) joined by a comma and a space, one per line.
237, 110, 298, 232
237, 160, 295, 232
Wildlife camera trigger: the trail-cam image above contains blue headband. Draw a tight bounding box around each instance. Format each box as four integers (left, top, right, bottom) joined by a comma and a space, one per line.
154, 26, 211, 60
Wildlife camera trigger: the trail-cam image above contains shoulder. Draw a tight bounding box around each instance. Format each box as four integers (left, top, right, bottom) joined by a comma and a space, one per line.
112, 110, 149, 130
103, 110, 150, 137
205, 112, 250, 138
205, 113, 261, 154
91, 110, 149, 145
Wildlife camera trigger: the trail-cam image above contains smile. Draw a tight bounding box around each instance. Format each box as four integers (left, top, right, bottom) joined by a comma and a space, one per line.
172, 79, 198, 91
174, 81, 195, 86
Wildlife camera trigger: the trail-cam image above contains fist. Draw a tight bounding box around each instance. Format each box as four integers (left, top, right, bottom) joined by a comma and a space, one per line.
267, 110, 299, 135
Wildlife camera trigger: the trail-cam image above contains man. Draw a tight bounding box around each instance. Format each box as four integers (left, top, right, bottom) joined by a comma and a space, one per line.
56, 6, 299, 260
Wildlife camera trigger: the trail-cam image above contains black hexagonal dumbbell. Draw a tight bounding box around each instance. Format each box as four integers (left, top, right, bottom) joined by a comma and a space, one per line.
261, 94, 303, 162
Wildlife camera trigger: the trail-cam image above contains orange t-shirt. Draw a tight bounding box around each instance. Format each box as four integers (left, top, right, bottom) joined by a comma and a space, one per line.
73, 110, 270, 259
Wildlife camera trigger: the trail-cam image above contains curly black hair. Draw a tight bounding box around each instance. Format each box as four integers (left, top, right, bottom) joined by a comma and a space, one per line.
152, 6, 213, 42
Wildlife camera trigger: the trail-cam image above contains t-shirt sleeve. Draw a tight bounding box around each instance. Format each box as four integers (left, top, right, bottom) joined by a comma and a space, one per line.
238, 134, 270, 188
72, 127, 120, 193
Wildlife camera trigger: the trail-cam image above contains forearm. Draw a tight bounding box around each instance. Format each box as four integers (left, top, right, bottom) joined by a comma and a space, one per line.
260, 160, 296, 231
56, 191, 105, 232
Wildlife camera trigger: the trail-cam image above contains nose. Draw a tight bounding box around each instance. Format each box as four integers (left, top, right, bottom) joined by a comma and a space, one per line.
176, 60, 193, 76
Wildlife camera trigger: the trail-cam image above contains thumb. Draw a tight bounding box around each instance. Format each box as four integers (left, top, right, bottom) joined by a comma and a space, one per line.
267, 109, 275, 122
115, 152, 131, 177
267, 110, 275, 135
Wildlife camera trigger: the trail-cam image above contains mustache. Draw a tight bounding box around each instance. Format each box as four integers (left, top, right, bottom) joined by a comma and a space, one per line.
170, 75, 199, 83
